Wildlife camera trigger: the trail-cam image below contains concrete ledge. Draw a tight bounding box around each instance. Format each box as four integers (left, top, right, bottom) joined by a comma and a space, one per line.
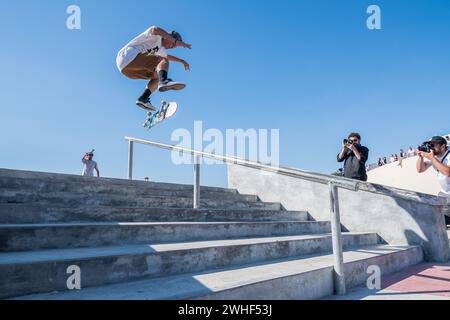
228, 164, 449, 262
367, 156, 441, 196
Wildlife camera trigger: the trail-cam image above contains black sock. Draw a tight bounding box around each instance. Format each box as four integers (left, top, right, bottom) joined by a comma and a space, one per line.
159, 70, 168, 82
138, 88, 151, 101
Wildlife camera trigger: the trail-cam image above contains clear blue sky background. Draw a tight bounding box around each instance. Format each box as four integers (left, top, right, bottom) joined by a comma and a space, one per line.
0, 0, 449, 187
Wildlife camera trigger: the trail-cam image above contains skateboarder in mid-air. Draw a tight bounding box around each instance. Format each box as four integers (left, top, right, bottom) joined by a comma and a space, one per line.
116, 26, 191, 112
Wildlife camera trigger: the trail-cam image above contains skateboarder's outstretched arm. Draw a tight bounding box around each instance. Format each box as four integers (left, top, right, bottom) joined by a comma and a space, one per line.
149, 26, 192, 49
166, 55, 190, 71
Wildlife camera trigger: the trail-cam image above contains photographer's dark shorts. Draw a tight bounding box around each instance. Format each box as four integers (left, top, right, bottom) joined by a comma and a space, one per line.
121, 53, 163, 80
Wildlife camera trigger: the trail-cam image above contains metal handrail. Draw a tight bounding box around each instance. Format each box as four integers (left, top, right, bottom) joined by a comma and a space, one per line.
124, 136, 349, 295
125, 136, 360, 191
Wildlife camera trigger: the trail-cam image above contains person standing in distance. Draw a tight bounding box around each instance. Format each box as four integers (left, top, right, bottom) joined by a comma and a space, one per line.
82, 150, 100, 178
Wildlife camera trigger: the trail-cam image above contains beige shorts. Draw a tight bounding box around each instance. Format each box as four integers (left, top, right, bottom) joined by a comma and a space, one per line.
121, 53, 164, 80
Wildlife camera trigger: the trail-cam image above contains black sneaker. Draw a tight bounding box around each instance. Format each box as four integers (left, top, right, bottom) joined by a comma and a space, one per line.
158, 79, 186, 92
136, 98, 156, 112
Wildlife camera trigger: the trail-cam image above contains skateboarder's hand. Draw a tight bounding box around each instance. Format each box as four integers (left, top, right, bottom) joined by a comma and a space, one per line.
183, 61, 190, 71
179, 41, 192, 50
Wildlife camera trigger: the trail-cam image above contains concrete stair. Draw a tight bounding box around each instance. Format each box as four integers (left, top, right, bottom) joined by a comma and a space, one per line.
0, 204, 308, 224
0, 169, 424, 300
13, 245, 422, 300
0, 169, 238, 193
0, 190, 281, 210
0, 221, 333, 252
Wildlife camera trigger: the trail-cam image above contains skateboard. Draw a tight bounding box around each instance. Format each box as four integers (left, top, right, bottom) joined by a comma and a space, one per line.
143, 101, 178, 130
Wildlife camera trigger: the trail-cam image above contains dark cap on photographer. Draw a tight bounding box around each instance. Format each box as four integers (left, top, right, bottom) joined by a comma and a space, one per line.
428, 136, 447, 145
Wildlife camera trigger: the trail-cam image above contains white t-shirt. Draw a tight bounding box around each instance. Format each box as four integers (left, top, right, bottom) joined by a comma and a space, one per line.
82, 160, 98, 177
425, 149, 450, 195
116, 26, 168, 71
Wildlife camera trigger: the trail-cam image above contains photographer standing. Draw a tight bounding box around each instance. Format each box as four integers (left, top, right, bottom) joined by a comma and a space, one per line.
416, 136, 450, 225
337, 133, 369, 181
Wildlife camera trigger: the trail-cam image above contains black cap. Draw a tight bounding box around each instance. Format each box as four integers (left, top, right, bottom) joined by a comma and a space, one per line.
428, 136, 447, 145
171, 31, 183, 42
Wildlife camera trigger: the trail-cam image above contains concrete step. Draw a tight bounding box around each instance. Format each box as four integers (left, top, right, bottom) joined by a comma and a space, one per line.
0, 179, 254, 201
0, 169, 238, 194
0, 190, 279, 210
0, 221, 332, 252
0, 204, 309, 224
0, 232, 379, 299
10, 245, 423, 300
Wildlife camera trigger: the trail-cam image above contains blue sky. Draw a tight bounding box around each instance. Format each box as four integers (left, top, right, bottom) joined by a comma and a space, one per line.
0, 0, 449, 187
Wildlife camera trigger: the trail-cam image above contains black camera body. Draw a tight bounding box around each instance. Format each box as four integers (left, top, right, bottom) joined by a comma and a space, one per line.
418, 142, 431, 153
343, 139, 353, 145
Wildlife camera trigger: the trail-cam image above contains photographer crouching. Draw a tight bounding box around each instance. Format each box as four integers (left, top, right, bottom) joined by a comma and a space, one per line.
337, 133, 369, 181
416, 136, 450, 226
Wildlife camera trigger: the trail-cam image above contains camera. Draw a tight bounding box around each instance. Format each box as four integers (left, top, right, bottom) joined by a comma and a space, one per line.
418, 142, 431, 153
343, 139, 353, 145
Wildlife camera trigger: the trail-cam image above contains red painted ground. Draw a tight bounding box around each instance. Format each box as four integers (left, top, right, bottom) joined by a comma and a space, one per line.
382, 262, 450, 298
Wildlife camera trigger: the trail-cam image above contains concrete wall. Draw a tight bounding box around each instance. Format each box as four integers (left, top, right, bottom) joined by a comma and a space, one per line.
227, 164, 449, 262
368, 156, 441, 196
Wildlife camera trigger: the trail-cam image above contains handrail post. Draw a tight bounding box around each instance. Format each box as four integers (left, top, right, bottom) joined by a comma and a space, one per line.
193, 155, 200, 209
128, 140, 134, 180
329, 181, 346, 295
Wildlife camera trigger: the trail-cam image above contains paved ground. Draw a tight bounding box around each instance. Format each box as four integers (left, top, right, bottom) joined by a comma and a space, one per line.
326, 261, 450, 300
327, 229, 450, 300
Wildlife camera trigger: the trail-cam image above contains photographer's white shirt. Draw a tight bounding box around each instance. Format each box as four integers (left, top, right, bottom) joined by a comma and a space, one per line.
425, 150, 450, 195
82, 160, 98, 177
